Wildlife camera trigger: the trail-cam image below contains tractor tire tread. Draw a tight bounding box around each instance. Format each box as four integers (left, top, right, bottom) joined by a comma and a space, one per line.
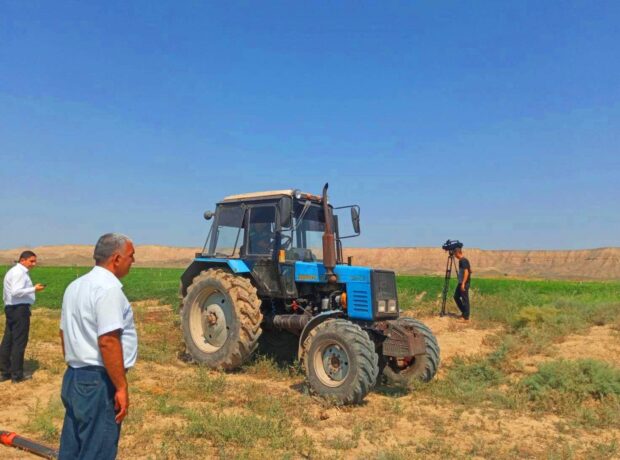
181, 268, 262, 370
382, 317, 440, 385
303, 319, 378, 405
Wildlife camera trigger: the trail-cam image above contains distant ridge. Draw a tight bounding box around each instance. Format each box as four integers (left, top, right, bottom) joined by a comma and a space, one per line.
1, 245, 618, 281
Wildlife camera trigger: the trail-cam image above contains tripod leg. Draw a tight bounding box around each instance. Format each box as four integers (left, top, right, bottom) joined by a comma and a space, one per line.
440, 255, 452, 316
440, 255, 455, 317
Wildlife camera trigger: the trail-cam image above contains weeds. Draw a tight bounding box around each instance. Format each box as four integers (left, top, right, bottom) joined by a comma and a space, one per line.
426, 354, 505, 406
22, 398, 64, 442
185, 409, 293, 449
522, 359, 620, 405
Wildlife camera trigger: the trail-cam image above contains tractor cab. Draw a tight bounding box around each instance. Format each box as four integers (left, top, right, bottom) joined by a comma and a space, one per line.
182, 188, 362, 302
202, 189, 359, 264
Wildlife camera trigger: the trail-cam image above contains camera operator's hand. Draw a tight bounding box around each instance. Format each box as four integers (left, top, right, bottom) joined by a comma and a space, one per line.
460, 283, 466, 292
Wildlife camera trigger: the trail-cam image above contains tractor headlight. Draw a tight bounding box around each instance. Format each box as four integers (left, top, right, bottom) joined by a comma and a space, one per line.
378, 300, 386, 313
388, 299, 397, 312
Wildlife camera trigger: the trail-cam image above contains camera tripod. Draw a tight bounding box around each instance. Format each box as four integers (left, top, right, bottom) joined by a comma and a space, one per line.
440, 251, 458, 317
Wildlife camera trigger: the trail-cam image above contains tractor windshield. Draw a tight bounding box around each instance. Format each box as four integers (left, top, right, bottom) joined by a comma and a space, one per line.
283, 202, 327, 262
211, 205, 245, 257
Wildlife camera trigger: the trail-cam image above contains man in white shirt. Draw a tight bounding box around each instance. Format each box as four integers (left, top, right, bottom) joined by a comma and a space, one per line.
58, 233, 138, 460
1, 250, 46, 383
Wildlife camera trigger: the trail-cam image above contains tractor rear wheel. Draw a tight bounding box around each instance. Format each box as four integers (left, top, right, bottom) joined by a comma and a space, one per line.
181, 268, 262, 370
303, 319, 378, 405
381, 318, 440, 385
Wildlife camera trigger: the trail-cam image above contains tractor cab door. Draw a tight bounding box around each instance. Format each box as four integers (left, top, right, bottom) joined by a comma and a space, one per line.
245, 205, 286, 297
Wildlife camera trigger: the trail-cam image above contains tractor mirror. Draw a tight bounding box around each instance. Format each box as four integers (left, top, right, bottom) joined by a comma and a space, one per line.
279, 197, 293, 228
203, 211, 214, 221
334, 204, 361, 239
351, 206, 361, 234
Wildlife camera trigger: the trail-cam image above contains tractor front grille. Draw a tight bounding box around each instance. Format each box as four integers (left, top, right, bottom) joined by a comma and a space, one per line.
371, 270, 399, 318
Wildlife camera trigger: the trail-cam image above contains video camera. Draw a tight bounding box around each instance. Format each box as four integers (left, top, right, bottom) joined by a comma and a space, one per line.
442, 239, 463, 253
440, 239, 463, 316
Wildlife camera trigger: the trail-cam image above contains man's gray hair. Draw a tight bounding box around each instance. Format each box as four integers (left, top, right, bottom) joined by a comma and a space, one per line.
93, 233, 131, 264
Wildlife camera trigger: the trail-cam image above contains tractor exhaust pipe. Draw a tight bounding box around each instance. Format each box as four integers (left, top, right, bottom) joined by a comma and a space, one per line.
1, 431, 58, 459
321, 183, 338, 283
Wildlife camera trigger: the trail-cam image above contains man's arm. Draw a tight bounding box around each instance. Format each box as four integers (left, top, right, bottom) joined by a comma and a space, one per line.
10, 270, 44, 296
59, 330, 65, 358
461, 268, 469, 290
6, 270, 33, 297
98, 330, 129, 423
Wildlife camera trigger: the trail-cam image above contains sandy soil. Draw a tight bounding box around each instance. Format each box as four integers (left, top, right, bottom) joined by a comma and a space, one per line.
520, 325, 620, 374
2, 305, 618, 459
1, 245, 619, 280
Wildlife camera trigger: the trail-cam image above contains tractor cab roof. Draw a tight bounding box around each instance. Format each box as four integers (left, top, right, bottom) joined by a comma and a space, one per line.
221, 189, 323, 204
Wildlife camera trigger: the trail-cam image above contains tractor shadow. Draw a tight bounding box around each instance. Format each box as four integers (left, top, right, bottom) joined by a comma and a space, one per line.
255, 330, 299, 367
373, 383, 411, 398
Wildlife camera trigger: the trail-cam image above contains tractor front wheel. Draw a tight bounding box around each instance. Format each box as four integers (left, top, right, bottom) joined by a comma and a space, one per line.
381, 318, 440, 386
303, 319, 378, 405
181, 268, 262, 370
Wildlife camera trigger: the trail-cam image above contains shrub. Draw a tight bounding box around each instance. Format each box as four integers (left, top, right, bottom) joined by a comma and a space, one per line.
521, 359, 620, 409
429, 355, 505, 405
512, 306, 561, 329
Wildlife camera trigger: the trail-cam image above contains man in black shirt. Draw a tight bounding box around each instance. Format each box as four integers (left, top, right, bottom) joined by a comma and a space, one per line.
453, 247, 472, 321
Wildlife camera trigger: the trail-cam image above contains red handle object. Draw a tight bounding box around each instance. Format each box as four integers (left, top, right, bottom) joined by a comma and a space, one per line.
1, 430, 59, 459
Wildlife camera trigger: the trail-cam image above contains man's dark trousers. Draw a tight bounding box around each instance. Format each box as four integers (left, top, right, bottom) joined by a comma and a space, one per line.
0, 304, 31, 379
453, 285, 470, 320
59, 366, 121, 460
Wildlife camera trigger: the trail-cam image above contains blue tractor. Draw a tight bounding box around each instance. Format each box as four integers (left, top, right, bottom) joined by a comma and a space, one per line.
180, 184, 439, 404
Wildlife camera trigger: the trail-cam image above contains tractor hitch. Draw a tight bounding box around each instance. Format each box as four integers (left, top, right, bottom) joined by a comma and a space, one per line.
381, 322, 427, 358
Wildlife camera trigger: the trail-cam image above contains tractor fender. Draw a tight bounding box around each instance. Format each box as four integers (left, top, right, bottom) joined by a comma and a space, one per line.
298, 310, 345, 359
180, 259, 251, 298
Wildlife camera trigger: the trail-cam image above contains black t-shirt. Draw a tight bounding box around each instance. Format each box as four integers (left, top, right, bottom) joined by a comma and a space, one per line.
458, 257, 472, 285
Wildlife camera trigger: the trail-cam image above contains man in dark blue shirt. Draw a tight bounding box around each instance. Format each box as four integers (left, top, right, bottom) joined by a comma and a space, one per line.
453, 248, 472, 321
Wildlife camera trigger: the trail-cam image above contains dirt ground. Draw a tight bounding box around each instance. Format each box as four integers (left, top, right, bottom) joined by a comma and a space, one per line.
1, 304, 619, 459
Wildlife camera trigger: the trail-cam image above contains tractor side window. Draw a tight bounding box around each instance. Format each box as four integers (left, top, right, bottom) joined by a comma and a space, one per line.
299, 218, 324, 261
248, 206, 276, 255
213, 206, 245, 257
286, 204, 324, 262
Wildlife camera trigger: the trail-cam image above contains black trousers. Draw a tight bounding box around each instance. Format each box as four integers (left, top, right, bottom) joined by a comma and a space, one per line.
0, 304, 31, 378
453, 285, 470, 320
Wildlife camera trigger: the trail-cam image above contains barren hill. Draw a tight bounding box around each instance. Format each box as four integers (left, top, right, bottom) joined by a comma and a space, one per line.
1, 245, 619, 280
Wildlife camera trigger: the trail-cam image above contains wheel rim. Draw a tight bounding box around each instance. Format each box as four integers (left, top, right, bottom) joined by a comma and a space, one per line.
313, 341, 350, 387
189, 288, 232, 353
387, 356, 417, 373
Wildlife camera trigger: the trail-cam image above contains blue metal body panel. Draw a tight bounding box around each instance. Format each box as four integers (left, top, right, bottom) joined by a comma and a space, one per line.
294, 262, 374, 321
193, 258, 251, 274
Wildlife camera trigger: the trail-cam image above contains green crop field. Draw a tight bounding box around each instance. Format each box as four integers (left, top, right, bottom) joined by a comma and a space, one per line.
2, 265, 618, 316
0, 266, 184, 309
2, 265, 618, 334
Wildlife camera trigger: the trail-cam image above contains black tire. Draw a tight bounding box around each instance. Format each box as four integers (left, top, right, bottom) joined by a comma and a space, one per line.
381, 318, 440, 386
181, 268, 262, 370
303, 319, 379, 405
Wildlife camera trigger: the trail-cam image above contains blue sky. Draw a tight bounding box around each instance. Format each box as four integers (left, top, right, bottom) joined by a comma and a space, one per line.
0, 1, 618, 250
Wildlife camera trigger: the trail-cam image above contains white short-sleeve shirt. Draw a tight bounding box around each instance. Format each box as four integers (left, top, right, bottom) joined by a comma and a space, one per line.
60, 266, 138, 369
